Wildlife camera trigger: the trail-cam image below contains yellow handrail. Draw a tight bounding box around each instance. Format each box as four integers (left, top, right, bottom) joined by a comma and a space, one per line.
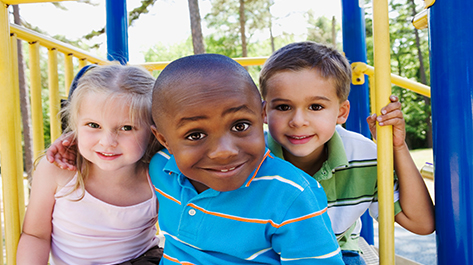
352, 62, 431, 97
3, 0, 72, 4
137, 57, 268, 71
10, 24, 107, 65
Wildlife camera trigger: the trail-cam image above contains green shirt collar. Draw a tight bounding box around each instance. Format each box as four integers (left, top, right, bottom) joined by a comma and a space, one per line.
266, 127, 349, 181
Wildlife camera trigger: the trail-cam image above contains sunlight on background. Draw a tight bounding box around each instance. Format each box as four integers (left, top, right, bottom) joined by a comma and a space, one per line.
17, 0, 341, 63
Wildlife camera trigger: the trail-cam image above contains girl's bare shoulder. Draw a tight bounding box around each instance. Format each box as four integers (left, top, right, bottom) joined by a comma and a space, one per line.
34, 156, 77, 193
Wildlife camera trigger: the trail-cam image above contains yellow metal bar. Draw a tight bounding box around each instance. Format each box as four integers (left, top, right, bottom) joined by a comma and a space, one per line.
79, 58, 88, 68
11, 33, 26, 226
11, 24, 107, 65
369, 73, 376, 123
4, 0, 72, 4
233, 57, 267, 66
29, 41, 45, 158
412, 8, 428, 30
139, 61, 171, 71
0, 3, 21, 264
373, 0, 395, 264
138, 57, 268, 72
352, 62, 431, 98
65, 53, 74, 95
48, 48, 61, 141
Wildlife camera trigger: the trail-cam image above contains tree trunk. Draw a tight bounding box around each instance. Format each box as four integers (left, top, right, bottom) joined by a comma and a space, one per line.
187, 0, 205, 54
332, 16, 336, 47
268, 4, 275, 53
13, 5, 34, 192
239, 0, 247, 58
409, 0, 432, 148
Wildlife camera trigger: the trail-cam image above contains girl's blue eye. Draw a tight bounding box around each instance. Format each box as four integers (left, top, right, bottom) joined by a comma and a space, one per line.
276, 104, 291, 111
187, 132, 206, 141
310, 104, 323, 111
121, 125, 133, 131
232, 122, 250, 132
87, 123, 100, 129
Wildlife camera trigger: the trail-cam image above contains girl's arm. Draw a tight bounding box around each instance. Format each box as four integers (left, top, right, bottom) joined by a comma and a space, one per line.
17, 158, 72, 264
367, 95, 435, 235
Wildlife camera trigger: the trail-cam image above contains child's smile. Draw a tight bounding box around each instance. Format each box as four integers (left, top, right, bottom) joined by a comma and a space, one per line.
263, 68, 349, 170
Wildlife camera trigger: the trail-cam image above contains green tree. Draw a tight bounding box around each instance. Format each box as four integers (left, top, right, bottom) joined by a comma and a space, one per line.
306, 12, 340, 49
205, 0, 274, 58
364, 0, 431, 149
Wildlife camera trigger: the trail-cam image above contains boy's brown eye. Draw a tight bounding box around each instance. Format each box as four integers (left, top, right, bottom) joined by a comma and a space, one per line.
232, 122, 250, 132
276, 105, 290, 111
309, 104, 323, 111
186, 132, 205, 141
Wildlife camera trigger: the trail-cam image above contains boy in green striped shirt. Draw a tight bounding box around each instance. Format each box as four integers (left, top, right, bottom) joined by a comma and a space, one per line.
260, 41, 435, 265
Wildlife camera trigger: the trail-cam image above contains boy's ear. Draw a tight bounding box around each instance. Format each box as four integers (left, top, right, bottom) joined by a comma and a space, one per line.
262, 101, 268, 124
150, 125, 172, 154
337, 100, 350, 124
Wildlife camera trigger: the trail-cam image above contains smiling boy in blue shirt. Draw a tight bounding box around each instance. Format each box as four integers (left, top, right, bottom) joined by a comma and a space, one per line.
148, 54, 344, 264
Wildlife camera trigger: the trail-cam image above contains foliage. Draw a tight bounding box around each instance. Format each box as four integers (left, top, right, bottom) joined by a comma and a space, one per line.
84, 0, 158, 42
205, 0, 274, 54
306, 12, 339, 48
364, 0, 431, 149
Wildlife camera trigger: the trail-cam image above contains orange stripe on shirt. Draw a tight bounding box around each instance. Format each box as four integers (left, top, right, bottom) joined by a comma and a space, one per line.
188, 203, 326, 228
245, 150, 272, 187
163, 253, 195, 265
279, 207, 327, 226
154, 186, 181, 205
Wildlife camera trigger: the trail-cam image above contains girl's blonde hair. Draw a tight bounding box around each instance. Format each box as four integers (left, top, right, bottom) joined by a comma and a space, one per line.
61, 64, 161, 197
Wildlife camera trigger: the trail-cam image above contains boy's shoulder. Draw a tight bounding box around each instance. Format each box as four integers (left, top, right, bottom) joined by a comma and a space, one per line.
335, 125, 377, 161
256, 150, 323, 191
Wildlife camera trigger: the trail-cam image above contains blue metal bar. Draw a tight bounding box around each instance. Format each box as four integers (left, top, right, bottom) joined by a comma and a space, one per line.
429, 1, 473, 264
106, 0, 129, 64
341, 0, 374, 245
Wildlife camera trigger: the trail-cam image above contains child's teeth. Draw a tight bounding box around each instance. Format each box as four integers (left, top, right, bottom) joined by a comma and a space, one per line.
221, 167, 235, 172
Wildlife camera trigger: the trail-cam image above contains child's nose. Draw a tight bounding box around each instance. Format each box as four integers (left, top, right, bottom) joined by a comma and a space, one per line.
289, 109, 309, 128
99, 131, 118, 147
207, 134, 238, 160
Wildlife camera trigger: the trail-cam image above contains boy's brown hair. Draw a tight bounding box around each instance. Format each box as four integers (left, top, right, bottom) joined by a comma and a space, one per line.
259, 41, 351, 102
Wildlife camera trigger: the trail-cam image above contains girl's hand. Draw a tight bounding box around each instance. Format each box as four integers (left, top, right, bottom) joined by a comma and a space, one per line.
366, 95, 406, 150
46, 132, 78, 171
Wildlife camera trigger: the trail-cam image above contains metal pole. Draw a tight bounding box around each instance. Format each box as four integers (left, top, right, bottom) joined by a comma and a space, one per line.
429, 1, 473, 264
0, 3, 21, 264
372, 0, 395, 264
106, 0, 128, 65
341, 0, 374, 244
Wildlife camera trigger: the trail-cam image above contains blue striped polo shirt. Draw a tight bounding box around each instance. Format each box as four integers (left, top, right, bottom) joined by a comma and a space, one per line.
149, 148, 343, 264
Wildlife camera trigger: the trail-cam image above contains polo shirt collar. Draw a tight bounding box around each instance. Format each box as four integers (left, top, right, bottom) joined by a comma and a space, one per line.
266, 128, 349, 181
161, 149, 272, 191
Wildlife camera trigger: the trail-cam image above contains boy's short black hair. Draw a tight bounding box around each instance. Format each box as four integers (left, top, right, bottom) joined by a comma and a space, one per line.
152, 54, 260, 127
259, 41, 351, 102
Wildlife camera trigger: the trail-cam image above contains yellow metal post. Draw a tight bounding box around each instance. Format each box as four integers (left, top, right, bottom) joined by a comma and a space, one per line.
79, 58, 87, 68
29, 41, 45, 159
0, 3, 21, 264
11, 33, 25, 225
48, 48, 61, 141
373, 0, 395, 264
65, 53, 74, 95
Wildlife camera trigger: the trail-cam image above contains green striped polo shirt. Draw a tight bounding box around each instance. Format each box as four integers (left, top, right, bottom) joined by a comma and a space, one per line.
266, 125, 401, 252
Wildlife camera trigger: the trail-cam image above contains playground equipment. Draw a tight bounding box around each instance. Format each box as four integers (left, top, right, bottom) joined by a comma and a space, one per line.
1, 0, 472, 264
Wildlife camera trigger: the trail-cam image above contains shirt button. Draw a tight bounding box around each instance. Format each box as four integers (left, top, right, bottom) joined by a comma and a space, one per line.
188, 209, 196, 216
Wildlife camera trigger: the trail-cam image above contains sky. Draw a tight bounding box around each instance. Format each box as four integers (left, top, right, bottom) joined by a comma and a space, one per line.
16, 0, 344, 63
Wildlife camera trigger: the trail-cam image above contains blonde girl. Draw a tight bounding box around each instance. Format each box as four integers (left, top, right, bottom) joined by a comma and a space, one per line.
17, 65, 162, 265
